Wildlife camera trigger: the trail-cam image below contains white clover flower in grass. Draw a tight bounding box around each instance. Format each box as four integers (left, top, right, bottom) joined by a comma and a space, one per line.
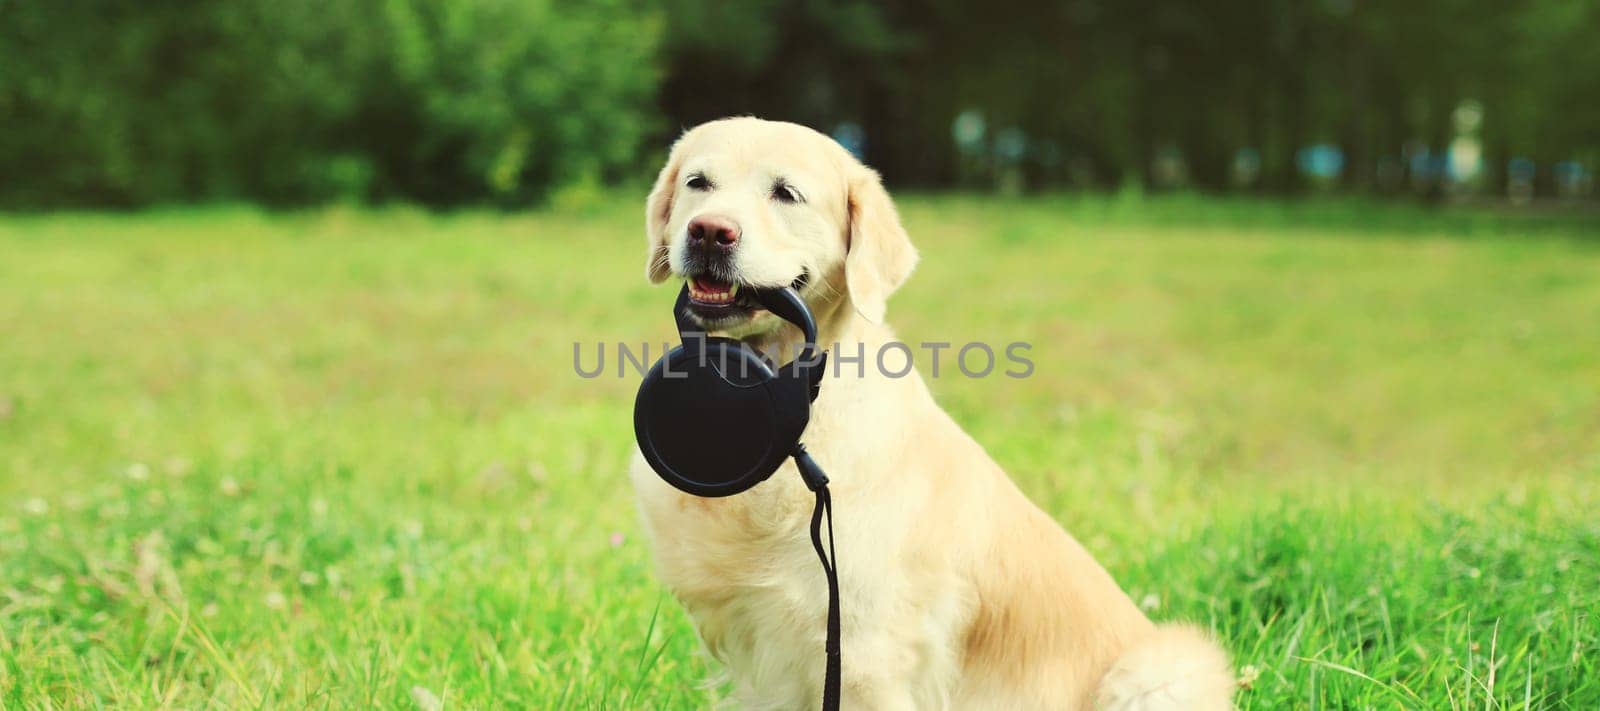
1236, 664, 1261, 690
1138, 593, 1160, 612
126, 462, 150, 481
410, 686, 443, 711
22, 498, 48, 516
264, 591, 287, 610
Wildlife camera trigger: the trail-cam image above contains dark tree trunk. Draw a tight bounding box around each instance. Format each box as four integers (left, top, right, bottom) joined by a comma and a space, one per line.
1339, 16, 1371, 192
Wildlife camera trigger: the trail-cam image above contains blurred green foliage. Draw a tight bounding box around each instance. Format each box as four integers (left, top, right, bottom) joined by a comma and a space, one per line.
2, 0, 1598, 206
0, 0, 659, 207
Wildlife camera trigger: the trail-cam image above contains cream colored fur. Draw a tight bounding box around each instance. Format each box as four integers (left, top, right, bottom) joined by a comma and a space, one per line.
629, 117, 1234, 710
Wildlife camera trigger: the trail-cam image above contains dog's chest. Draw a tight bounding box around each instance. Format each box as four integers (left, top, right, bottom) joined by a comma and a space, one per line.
628, 377, 962, 703
633, 471, 835, 695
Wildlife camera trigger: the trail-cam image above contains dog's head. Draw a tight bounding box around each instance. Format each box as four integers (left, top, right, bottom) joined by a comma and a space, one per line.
644, 117, 917, 336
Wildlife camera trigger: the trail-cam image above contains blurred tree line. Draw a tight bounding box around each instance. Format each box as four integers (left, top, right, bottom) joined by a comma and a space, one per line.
661, 0, 1599, 199
2, 0, 1596, 207
0, 0, 658, 207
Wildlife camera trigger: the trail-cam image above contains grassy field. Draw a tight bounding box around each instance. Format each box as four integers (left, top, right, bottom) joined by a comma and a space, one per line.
2, 196, 1598, 709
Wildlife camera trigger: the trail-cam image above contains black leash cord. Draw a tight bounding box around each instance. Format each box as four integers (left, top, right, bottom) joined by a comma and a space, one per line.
795, 446, 841, 711
809, 486, 841, 710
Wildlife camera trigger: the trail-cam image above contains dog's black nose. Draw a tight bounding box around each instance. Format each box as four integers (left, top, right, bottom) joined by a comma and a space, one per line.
687, 214, 740, 255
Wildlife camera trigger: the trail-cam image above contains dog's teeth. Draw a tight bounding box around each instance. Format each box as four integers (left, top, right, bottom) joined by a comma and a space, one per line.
687, 278, 741, 304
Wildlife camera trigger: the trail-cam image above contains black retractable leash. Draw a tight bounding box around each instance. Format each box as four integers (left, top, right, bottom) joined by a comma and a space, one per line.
633, 284, 841, 711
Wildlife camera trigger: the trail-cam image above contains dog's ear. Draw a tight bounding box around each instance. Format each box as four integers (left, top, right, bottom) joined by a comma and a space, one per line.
845, 167, 918, 323
643, 138, 687, 284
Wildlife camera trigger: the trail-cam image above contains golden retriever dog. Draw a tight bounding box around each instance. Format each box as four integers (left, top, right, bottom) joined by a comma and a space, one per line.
629, 117, 1233, 710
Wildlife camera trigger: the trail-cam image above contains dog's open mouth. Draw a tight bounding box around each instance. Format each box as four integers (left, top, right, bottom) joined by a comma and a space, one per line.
687, 277, 755, 315
684, 272, 809, 323
688, 276, 747, 306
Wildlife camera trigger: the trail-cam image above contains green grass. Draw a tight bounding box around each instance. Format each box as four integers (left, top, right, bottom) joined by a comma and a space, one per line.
1, 196, 1597, 708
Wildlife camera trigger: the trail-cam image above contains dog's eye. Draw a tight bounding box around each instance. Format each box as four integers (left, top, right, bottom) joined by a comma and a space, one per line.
685, 173, 712, 191
770, 182, 803, 204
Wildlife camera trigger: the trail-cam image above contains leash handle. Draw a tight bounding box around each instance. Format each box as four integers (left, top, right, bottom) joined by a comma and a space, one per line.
797, 447, 841, 711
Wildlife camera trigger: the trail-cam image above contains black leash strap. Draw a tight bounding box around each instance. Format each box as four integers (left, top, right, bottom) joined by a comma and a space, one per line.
809, 486, 841, 710
794, 446, 841, 711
